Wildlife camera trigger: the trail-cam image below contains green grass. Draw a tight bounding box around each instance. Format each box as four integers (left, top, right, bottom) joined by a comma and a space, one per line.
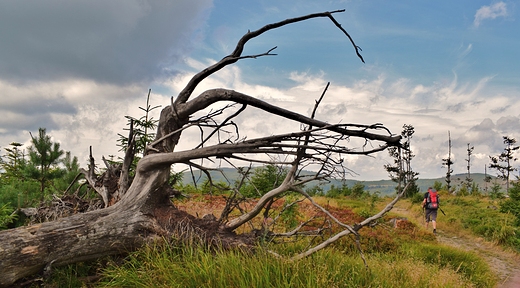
400, 242, 497, 288
97, 241, 479, 288
44, 193, 507, 287
440, 194, 520, 249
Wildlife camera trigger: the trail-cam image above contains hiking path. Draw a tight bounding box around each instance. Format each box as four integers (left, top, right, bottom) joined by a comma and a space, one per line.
391, 203, 520, 288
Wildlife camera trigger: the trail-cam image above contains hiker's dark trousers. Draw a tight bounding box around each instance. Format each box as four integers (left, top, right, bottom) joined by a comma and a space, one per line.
425, 209, 437, 222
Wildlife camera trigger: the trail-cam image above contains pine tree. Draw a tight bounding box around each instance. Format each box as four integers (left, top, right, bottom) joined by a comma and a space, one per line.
442, 131, 454, 193
240, 164, 288, 197
0, 142, 26, 182
489, 136, 519, 192
25, 128, 65, 202
465, 143, 474, 192
385, 124, 419, 197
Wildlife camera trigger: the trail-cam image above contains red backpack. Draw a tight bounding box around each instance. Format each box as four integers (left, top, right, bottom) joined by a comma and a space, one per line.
427, 189, 439, 209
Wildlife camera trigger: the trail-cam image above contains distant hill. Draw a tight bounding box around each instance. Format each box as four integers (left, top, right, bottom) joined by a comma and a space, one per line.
179, 168, 503, 196
306, 173, 502, 195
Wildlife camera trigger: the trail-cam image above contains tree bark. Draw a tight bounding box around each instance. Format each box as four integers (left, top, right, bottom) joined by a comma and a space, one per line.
0, 168, 166, 286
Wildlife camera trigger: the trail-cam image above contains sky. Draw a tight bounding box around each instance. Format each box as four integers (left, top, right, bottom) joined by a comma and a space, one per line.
0, 0, 519, 181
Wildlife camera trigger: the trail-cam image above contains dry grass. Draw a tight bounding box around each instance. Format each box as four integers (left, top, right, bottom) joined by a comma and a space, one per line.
47, 193, 505, 287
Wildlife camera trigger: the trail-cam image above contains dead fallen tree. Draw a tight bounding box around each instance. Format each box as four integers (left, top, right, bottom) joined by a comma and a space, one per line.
0, 10, 402, 286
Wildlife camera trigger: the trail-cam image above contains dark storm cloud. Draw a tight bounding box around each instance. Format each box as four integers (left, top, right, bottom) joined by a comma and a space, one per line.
1, 95, 76, 116
0, 0, 212, 85
0, 114, 60, 136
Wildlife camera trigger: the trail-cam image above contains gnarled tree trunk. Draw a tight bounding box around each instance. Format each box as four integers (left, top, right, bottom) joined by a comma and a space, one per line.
0, 10, 402, 286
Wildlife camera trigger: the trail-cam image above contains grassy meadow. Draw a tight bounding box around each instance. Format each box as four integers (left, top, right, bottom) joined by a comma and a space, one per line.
37, 189, 520, 288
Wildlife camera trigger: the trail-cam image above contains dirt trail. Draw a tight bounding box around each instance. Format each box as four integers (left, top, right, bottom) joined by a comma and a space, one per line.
435, 231, 520, 287
391, 205, 520, 288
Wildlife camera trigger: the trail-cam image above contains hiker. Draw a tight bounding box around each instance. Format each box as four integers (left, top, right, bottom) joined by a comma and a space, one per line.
422, 187, 439, 234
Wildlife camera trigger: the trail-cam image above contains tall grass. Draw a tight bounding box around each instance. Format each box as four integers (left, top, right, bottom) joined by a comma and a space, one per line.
45, 193, 504, 287
441, 195, 520, 250
400, 242, 497, 288
98, 241, 484, 288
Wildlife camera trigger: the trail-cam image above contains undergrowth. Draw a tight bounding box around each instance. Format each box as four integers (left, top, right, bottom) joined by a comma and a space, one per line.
98, 241, 482, 288
440, 194, 520, 249
41, 193, 505, 287
400, 242, 496, 287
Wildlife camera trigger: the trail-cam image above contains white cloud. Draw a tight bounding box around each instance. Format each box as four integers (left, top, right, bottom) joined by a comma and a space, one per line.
160, 57, 520, 180
474, 2, 508, 27
459, 43, 473, 59
0, 78, 150, 163
2, 50, 518, 181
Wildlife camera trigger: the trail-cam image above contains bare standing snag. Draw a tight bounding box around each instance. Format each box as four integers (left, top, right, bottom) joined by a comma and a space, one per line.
0, 10, 403, 286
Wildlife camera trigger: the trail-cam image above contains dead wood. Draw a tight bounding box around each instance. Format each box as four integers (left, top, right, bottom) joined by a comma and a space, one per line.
0, 10, 403, 287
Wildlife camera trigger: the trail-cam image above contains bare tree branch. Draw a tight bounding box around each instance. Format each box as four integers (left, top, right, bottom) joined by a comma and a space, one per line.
140, 121, 397, 173
288, 182, 410, 261
118, 118, 136, 197
177, 89, 400, 145
174, 10, 362, 105
0, 10, 404, 286
78, 146, 109, 207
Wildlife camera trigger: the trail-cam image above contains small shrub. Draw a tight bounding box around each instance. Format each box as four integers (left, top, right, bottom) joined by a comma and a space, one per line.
351, 182, 366, 198
458, 185, 469, 196
305, 185, 324, 196
500, 181, 520, 226
279, 194, 301, 228
411, 192, 424, 204
0, 203, 17, 229
489, 183, 504, 199
358, 209, 372, 219
433, 181, 443, 192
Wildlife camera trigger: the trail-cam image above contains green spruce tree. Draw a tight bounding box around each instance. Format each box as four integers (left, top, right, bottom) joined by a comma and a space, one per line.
489, 136, 519, 192
0, 142, 26, 182
384, 124, 419, 197
25, 128, 65, 202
